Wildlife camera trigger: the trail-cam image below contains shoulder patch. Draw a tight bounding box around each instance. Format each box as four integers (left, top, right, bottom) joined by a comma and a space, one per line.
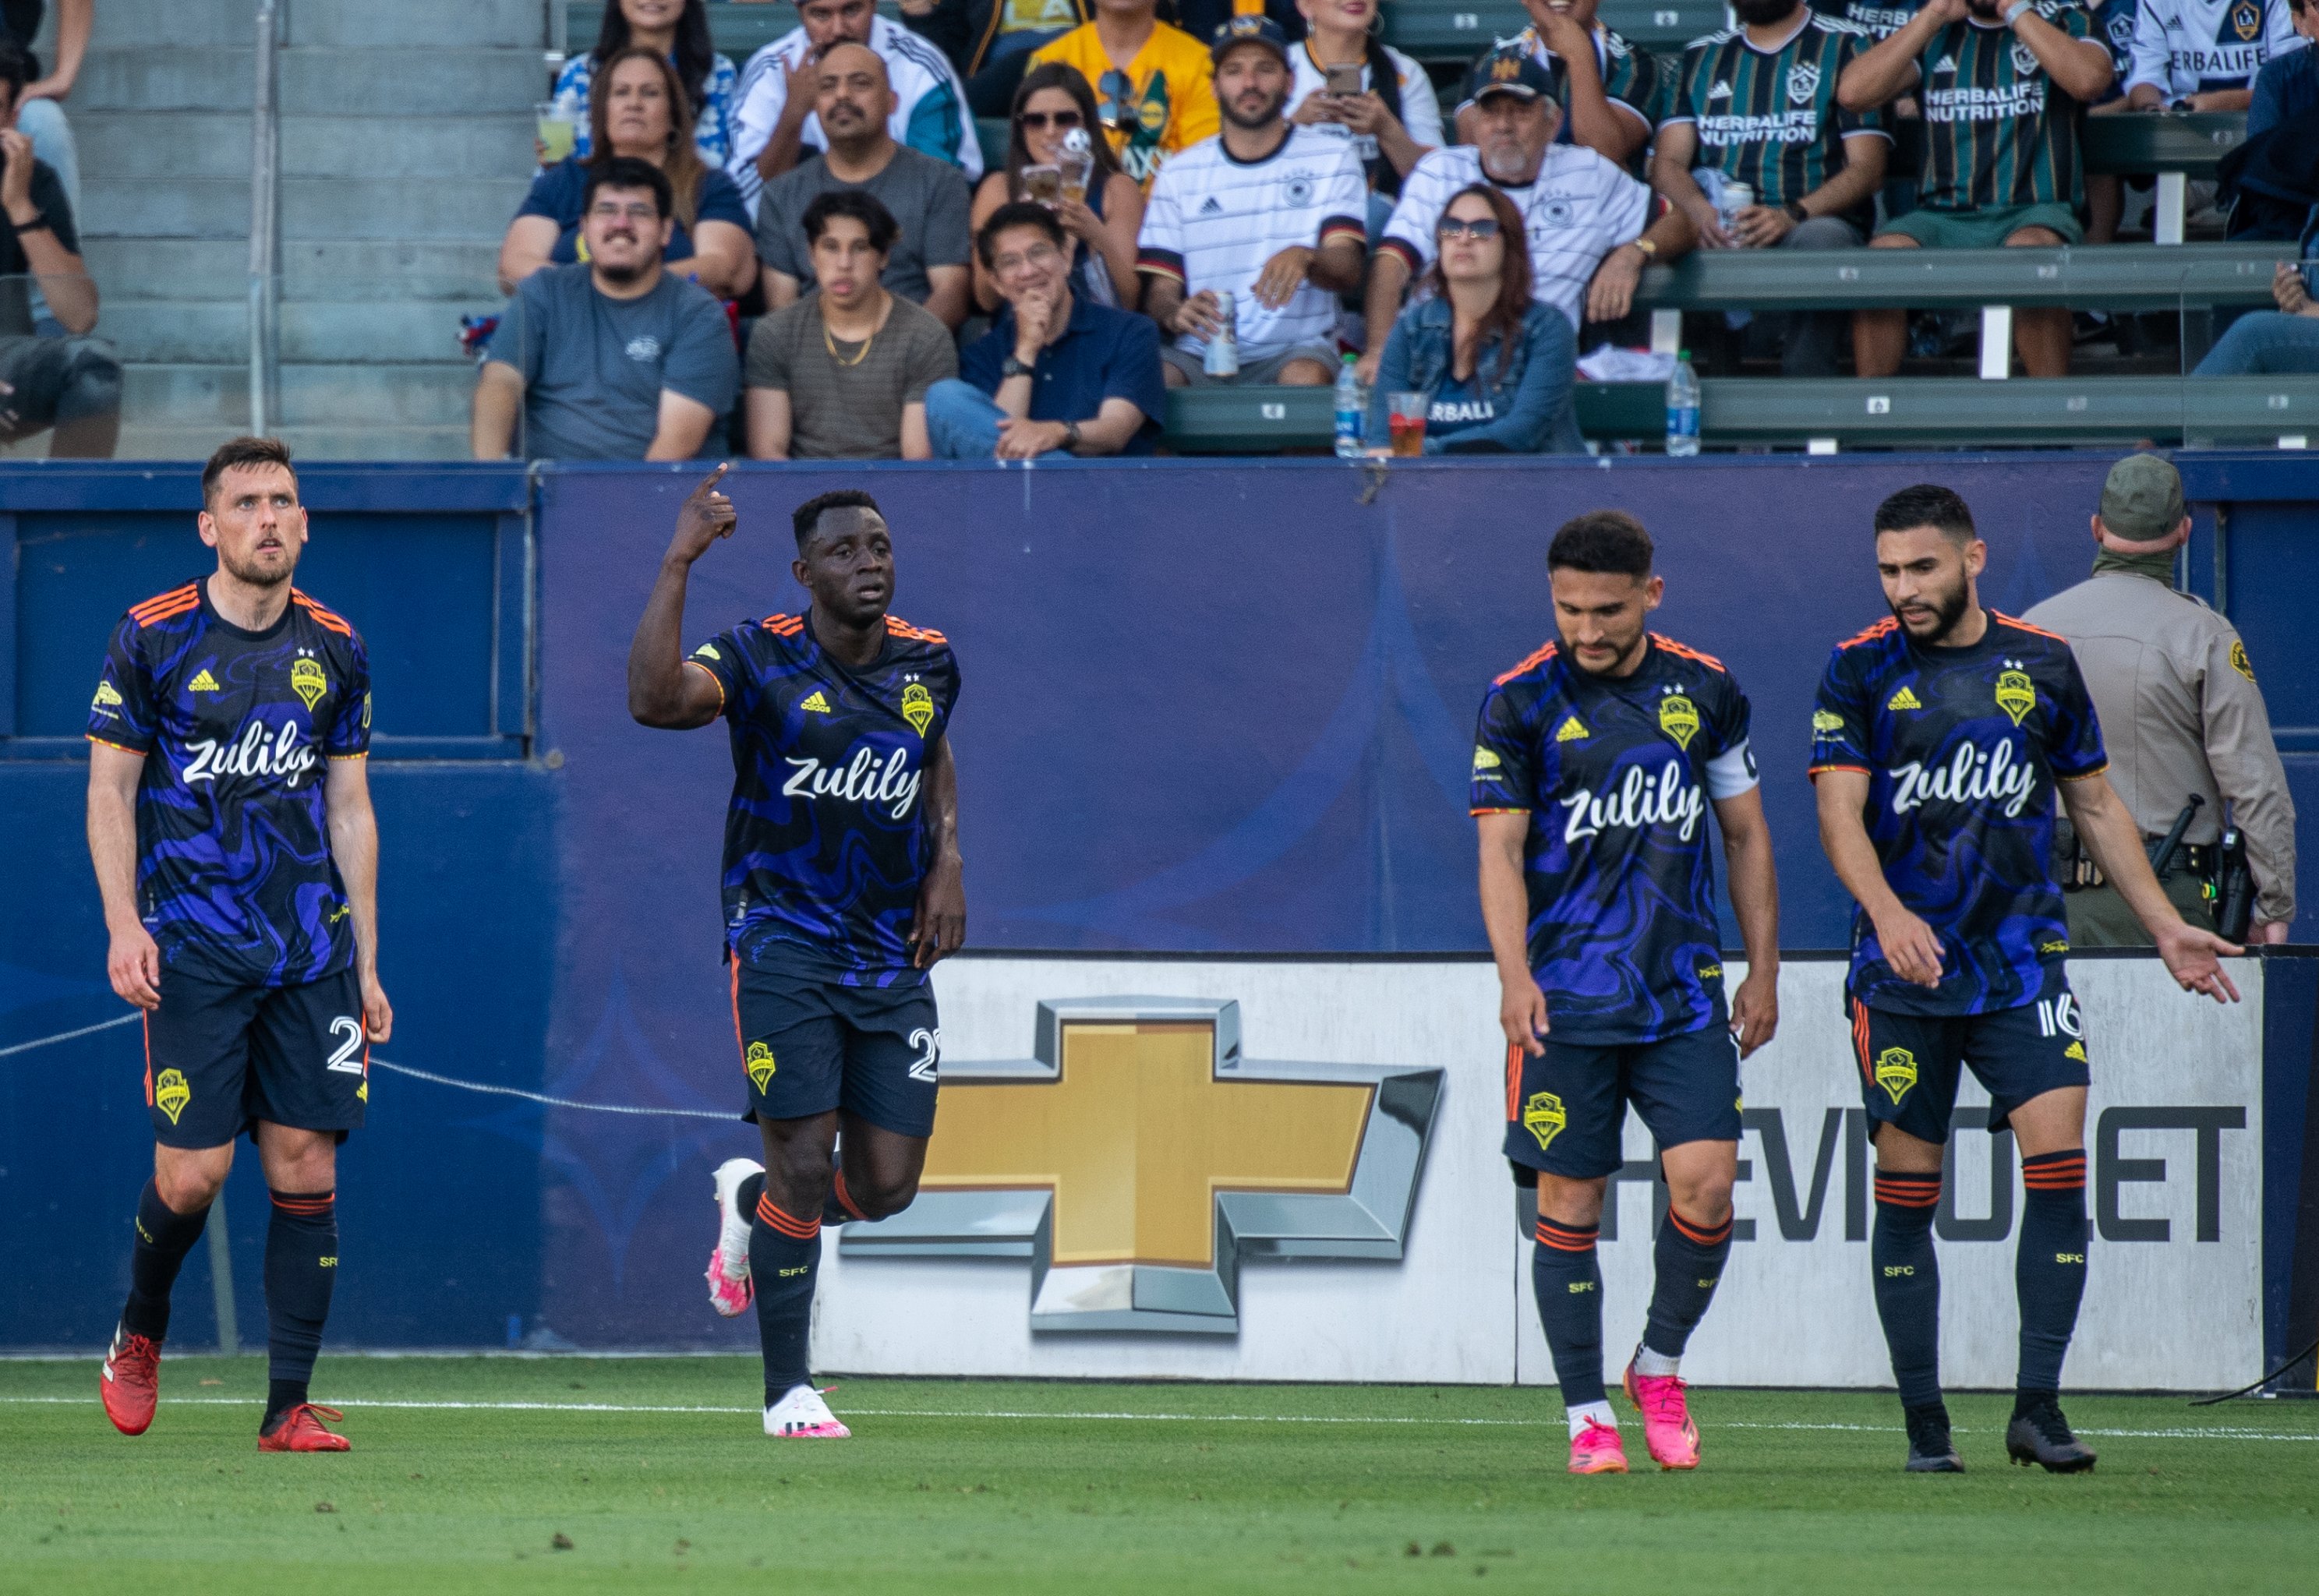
2229, 639, 2254, 681
763, 613, 805, 637
1494, 639, 1558, 687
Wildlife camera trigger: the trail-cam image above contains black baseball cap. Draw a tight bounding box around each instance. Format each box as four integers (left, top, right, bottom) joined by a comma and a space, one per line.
1464, 48, 1554, 104
1211, 15, 1292, 66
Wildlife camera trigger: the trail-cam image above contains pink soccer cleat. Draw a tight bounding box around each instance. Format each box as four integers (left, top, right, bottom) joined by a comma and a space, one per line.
706, 1157, 762, 1318
1568, 1417, 1628, 1474
765, 1384, 850, 1439
1623, 1357, 1702, 1471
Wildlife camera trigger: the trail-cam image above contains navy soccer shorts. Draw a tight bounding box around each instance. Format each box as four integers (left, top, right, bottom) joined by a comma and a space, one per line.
1847, 965, 2091, 1144
730, 961, 940, 1138
1502, 1020, 1743, 1181
142, 966, 369, 1149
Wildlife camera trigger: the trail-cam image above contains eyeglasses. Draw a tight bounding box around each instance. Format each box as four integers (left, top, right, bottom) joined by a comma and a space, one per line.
1019, 109, 1083, 131
1437, 217, 1502, 241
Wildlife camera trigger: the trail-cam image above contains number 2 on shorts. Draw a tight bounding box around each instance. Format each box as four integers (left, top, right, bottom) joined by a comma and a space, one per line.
907, 1026, 941, 1083
326, 1015, 366, 1074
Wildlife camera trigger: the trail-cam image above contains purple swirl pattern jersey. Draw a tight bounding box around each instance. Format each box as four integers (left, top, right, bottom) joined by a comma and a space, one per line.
1808, 610, 2106, 1016
87, 579, 372, 987
1472, 634, 1759, 1046
688, 610, 960, 987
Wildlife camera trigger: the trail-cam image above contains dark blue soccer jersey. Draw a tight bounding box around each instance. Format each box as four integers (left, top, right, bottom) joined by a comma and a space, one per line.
87, 579, 372, 988
688, 609, 960, 987
1808, 610, 2105, 1017
1472, 634, 1759, 1047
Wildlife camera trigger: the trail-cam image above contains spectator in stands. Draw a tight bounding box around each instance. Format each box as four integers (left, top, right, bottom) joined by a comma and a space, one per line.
1030, 0, 1220, 189
0, 39, 115, 457
1839, 0, 2115, 379
2217, 0, 2319, 236
727, 0, 981, 216
2084, 0, 2140, 245
2193, 249, 2319, 373
472, 158, 740, 461
2250, 0, 2319, 131
898, 0, 1090, 117
1366, 185, 1582, 454
1286, 0, 1444, 225
501, 49, 756, 299
549, 0, 739, 168
968, 62, 1144, 311
5, 0, 83, 212
1452, 0, 1660, 173
756, 44, 975, 327
1138, 18, 1366, 387
1652, 0, 1889, 376
1365, 51, 1692, 383
2126, 0, 2302, 112
745, 191, 956, 458
927, 201, 1165, 456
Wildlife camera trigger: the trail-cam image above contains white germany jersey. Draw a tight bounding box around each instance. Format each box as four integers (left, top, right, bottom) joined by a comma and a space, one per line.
2128, 0, 2304, 97
1136, 127, 1368, 362
726, 15, 983, 216
1285, 44, 1447, 168
1381, 143, 1649, 330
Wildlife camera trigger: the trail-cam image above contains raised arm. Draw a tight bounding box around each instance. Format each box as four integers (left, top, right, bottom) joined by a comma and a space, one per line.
1840, 0, 1957, 111
2011, 3, 2115, 106
627, 464, 740, 729
324, 754, 393, 1043
87, 742, 159, 1009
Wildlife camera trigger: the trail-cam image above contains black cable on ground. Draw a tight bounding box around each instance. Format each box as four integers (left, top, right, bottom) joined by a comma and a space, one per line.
2190, 1334, 2319, 1406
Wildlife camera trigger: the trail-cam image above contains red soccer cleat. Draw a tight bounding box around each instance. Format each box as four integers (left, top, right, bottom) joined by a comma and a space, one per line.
1623, 1357, 1702, 1471
259, 1403, 352, 1453
100, 1325, 161, 1436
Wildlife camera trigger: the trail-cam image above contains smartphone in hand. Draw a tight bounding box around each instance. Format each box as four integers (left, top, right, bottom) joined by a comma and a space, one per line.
1325, 62, 1363, 99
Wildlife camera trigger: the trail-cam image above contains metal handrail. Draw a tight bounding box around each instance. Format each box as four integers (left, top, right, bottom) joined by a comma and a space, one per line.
248, 0, 281, 438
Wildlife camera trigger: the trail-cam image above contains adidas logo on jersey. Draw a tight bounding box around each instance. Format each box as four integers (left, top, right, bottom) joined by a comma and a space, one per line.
189, 669, 221, 693
1555, 715, 1590, 742
1707, 79, 1732, 99
1886, 685, 1923, 711
1932, 53, 1958, 76
1199, 196, 1225, 215
799, 690, 832, 714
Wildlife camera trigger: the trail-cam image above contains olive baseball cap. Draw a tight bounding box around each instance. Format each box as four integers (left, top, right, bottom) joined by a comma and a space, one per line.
2099, 453, 2186, 541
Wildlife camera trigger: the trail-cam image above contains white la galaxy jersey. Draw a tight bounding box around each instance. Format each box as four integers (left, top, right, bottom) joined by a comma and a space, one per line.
2128, 0, 2305, 97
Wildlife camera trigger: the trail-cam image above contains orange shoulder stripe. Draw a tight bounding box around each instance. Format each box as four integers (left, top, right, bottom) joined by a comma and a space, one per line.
885, 615, 948, 644
292, 591, 353, 636
129, 583, 200, 623
1493, 640, 1557, 687
1992, 611, 2069, 644
1651, 633, 1727, 672
763, 613, 804, 634
1835, 616, 1898, 651
130, 595, 201, 627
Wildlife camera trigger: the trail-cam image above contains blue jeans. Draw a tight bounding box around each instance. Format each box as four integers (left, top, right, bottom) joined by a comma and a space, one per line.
924, 378, 1069, 461
2193, 311, 2319, 376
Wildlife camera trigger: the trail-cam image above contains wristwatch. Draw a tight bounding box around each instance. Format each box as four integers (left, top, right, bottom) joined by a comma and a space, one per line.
1062, 421, 1083, 450
1630, 237, 1659, 260
1783, 200, 1810, 223
1001, 355, 1036, 380
10, 210, 49, 235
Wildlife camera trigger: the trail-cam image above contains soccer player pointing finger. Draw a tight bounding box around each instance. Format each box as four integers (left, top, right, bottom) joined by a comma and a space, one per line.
627, 468, 963, 1441
1811, 485, 2240, 1477
1473, 512, 1780, 1476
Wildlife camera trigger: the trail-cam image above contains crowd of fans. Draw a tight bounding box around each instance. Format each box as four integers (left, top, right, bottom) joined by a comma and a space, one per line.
465, 0, 2318, 461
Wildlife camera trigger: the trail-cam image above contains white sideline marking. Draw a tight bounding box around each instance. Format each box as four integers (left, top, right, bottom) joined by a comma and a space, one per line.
2, 1395, 2315, 1442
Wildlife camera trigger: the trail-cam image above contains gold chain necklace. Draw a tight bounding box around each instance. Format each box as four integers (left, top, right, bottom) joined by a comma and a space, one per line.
823, 316, 877, 368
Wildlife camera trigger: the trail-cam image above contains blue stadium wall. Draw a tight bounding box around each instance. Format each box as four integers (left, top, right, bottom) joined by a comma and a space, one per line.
3, 453, 2315, 1356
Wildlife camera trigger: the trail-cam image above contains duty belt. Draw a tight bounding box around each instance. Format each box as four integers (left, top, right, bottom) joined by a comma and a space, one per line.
2065, 840, 2215, 890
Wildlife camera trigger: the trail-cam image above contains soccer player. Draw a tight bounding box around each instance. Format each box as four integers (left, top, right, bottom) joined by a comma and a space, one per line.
1473, 511, 1781, 1475
1810, 484, 2241, 1474
88, 436, 388, 1453
626, 467, 963, 1441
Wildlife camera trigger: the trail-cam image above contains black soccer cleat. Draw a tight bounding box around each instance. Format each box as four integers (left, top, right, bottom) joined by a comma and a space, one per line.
2006, 1394, 2097, 1474
1903, 1403, 1964, 1473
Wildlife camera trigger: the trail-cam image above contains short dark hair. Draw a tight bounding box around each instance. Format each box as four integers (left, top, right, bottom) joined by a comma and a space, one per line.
581, 155, 673, 221
792, 489, 882, 549
1873, 483, 1976, 544
975, 201, 1066, 270
1547, 510, 1653, 577
802, 189, 900, 254
0, 40, 26, 107
201, 436, 298, 508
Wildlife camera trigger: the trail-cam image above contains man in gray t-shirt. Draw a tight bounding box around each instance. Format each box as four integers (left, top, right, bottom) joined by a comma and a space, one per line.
753, 43, 972, 329
473, 157, 741, 461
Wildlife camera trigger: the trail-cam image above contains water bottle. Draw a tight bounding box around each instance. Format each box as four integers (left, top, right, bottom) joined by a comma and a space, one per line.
1334, 354, 1366, 459
1664, 348, 1701, 457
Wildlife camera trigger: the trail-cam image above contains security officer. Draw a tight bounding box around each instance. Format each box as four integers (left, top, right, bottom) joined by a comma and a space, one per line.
2024, 453, 2298, 946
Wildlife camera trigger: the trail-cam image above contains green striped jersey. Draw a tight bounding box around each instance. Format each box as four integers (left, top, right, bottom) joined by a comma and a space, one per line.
1911, 3, 2098, 211
1665, 14, 1889, 214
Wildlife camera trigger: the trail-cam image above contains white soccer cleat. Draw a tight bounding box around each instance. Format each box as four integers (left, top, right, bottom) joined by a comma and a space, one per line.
706, 1157, 763, 1318
765, 1383, 850, 1439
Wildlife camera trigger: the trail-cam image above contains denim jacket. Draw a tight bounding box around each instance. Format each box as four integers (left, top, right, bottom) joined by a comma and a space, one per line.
1365, 296, 1582, 455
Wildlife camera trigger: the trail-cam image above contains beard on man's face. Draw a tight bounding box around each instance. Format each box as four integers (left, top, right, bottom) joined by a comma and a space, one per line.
1220, 84, 1287, 130
1892, 574, 1974, 642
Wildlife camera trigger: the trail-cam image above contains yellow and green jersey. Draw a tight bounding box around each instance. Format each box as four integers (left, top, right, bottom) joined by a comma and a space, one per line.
1031, 22, 1219, 189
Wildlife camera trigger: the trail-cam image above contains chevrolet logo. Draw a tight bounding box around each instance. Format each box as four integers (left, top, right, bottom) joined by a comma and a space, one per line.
840, 998, 1443, 1333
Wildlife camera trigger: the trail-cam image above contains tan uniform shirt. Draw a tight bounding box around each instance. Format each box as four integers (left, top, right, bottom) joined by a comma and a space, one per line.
2024, 571, 2297, 926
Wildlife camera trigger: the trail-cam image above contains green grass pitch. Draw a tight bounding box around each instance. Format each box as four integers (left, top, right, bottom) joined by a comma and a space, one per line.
1, 1357, 2313, 1594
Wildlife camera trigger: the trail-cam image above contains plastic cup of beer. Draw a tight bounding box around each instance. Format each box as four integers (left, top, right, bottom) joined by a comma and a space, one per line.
536, 101, 579, 164
1021, 164, 1063, 207
1056, 147, 1094, 207
1388, 392, 1427, 456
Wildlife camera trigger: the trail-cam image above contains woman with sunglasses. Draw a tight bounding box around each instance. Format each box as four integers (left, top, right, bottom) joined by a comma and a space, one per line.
967, 62, 1145, 312
1366, 184, 1582, 455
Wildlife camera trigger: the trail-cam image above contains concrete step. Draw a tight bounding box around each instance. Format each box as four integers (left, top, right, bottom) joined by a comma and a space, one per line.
280, 49, 550, 117
75, 113, 255, 181
100, 299, 495, 364
91, 0, 261, 51
124, 362, 483, 428
83, 238, 504, 302
80, 178, 252, 240
76, 48, 256, 114
281, 175, 533, 242
104, 422, 475, 463
287, 0, 543, 50
279, 117, 536, 182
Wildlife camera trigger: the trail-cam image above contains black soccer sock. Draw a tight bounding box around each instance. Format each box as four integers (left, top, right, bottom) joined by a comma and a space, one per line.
122, 1178, 210, 1343
1641, 1206, 1735, 1361
262, 1190, 338, 1428
2014, 1149, 2089, 1402
822, 1164, 868, 1226
751, 1191, 822, 1406
737, 1170, 765, 1224
1532, 1216, 1607, 1409
1871, 1169, 1943, 1409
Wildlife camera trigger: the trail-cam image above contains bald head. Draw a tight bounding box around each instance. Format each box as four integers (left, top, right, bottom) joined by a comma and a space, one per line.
815, 42, 896, 152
